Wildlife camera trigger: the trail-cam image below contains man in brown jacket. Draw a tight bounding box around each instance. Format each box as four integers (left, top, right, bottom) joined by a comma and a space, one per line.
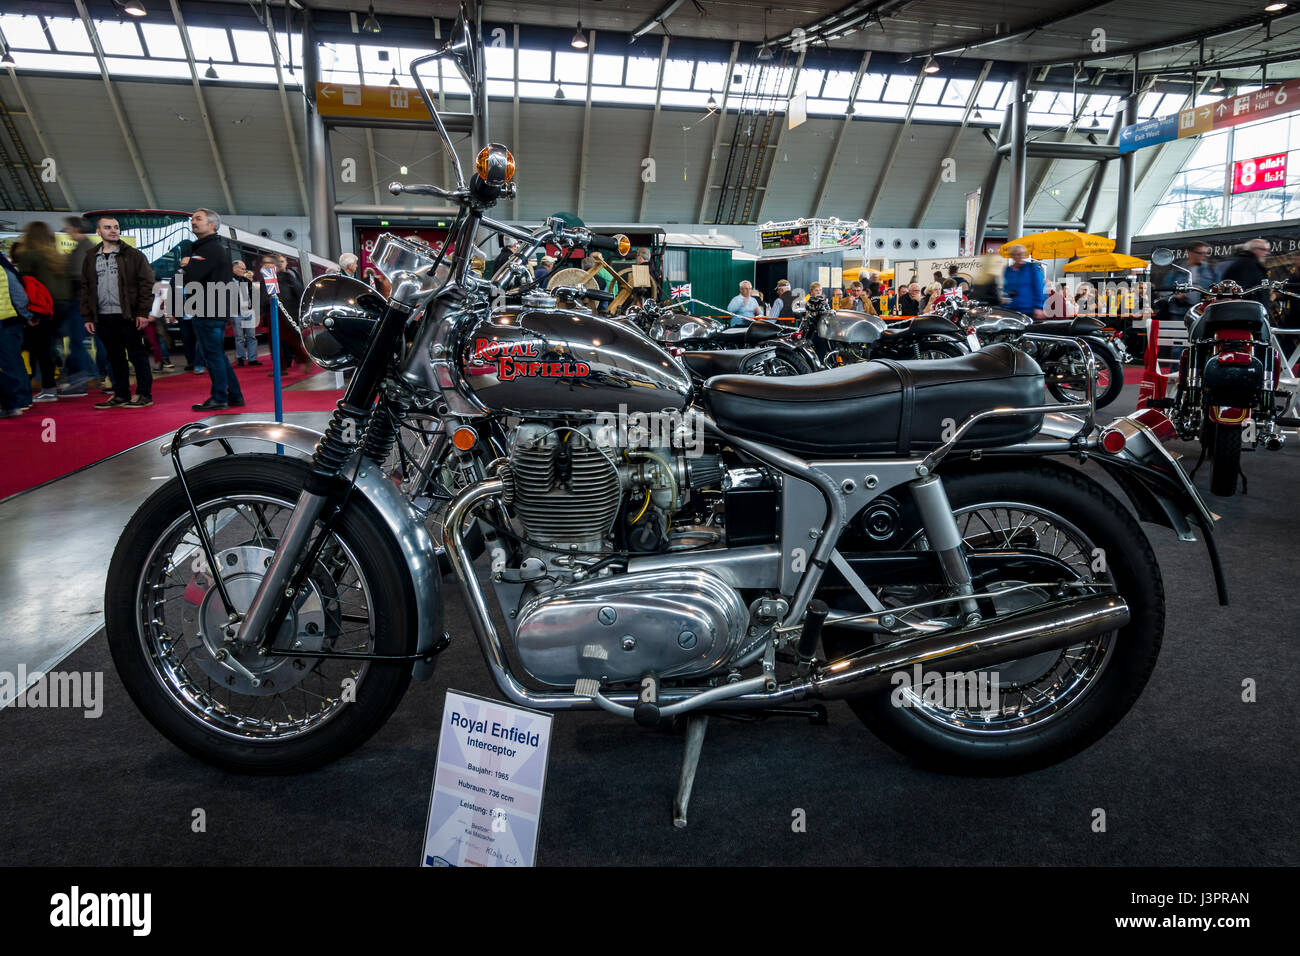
81, 217, 156, 408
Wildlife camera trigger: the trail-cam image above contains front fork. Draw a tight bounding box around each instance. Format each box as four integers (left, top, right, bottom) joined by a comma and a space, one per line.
231, 299, 414, 648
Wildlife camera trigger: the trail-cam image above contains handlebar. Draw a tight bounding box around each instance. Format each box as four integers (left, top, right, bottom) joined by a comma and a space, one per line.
587, 234, 622, 253
388, 181, 462, 201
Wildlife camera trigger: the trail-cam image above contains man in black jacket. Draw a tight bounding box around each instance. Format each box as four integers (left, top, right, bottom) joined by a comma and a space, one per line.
185, 208, 245, 412
1219, 238, 1271, 306
81, 216, 156, 408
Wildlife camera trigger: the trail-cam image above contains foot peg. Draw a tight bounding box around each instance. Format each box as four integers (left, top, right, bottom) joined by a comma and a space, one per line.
634, 673, 660, 728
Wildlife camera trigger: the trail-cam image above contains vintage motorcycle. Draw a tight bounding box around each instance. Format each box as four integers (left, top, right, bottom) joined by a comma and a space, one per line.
936, 295, 1127, 409
103, 10, 1226, 815
795, 291, 970, 366
1147, 246, 1297, 496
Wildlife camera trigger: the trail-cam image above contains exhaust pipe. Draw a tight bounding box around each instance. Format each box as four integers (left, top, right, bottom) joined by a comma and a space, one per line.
807, 594, 1129, 702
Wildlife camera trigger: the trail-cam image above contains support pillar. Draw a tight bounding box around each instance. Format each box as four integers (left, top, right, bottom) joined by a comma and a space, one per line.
974, 107, 1011, 252
302, 13, 340, 261
1115, 94, 1138, 254
1008, 68, 1028, 242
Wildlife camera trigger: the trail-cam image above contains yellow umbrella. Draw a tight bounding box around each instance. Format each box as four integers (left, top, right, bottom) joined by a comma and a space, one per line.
1063, 252, 1149, 273
876, 270, 894, 281
1000, 230, 1115, 260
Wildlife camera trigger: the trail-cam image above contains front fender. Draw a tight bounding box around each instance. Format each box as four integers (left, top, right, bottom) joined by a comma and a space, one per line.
163, 420, 443, 679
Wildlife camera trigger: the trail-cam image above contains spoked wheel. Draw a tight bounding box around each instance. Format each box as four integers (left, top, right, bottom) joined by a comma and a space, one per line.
740, 345, 815, 376
105, 454, 416, 774
913, 339, 966, 361
820, 465, 1164, 775
1045, 340, 1125, 409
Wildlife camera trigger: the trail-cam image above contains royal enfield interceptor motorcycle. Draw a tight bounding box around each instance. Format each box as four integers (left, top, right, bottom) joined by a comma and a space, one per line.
103, 10, 1227, 813
1147, 247, 1299, 497
936, 295, 1127, 409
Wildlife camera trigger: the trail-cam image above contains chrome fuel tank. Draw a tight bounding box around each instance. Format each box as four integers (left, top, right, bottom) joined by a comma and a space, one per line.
459, 305, 693, 415
647, 310, 723, 344
967, 305, 1032, 335
818, 309, 887, 345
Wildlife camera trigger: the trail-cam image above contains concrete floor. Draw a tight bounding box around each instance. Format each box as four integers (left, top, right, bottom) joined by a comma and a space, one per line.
0, 411, 330, 708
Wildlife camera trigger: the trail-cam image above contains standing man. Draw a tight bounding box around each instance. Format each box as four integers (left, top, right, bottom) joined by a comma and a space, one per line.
726, 281, 763, 326
56, 216, 98, 396
1219, 238, 1270, 306
81, 217, 155, 408
231, 259, 261, 366
185, 208, 245, 412
1002, 244, 1046, 318
1167, 241, 1215, 329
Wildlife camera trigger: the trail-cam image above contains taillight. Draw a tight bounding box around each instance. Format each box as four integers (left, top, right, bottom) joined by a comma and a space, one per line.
1216, 350, 1252, 366
1100, 428, 1127, 454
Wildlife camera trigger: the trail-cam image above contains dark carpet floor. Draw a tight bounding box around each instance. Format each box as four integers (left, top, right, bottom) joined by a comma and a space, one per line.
1, 385, 1296, 866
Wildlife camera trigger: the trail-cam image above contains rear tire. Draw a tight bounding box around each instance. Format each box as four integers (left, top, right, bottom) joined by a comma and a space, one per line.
821, 464, 1164, 775
105, 454, 417, 774
1045, 339, 1124, 409
740, 345, 815, 376
1209, 421, 1243, 497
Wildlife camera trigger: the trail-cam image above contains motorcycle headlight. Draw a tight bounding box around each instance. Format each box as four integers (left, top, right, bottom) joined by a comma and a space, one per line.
297, 273, 387, 370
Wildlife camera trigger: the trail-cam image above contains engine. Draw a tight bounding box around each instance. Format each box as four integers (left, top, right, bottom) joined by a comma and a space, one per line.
497, 419, 751, 688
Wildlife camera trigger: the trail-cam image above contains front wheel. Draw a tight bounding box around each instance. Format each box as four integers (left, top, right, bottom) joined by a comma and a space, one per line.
1208, 421, 1243, 497
104, 454, 417, 774
821, 464, 1165, 775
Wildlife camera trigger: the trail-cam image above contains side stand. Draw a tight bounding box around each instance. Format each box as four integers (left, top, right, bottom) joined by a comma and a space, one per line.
672, 714, 709, 829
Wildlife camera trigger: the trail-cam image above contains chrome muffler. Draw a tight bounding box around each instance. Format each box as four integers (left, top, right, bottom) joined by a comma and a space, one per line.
807, 593, 1129, 701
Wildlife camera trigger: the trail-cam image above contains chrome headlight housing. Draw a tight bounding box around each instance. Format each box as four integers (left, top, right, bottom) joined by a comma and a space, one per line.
297, 273, 386, 370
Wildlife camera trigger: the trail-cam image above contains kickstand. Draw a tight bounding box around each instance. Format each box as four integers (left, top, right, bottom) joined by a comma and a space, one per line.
672, 714, 709, 829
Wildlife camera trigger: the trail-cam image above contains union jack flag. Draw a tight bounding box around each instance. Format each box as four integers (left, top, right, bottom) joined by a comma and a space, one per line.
671, 283, 692, 299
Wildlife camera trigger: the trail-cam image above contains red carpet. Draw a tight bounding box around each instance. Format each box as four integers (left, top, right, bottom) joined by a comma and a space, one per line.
1124, 367, 1145, 385
0, 363, 342, 501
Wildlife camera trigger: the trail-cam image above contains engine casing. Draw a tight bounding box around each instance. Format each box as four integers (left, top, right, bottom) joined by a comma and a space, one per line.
513, 568, 750, 685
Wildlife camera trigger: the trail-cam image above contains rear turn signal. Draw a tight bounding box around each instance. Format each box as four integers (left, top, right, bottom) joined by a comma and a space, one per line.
452, 426, 478, 451
614, 234, 631, 256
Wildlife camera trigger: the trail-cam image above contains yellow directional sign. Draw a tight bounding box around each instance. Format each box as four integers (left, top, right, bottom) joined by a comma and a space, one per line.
315, 82, 433, 121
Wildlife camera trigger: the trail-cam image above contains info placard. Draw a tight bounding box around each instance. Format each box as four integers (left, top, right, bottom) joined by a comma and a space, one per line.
421, 690, 552, 867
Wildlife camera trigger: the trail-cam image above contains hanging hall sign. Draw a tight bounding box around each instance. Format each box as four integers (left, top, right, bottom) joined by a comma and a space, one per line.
1232, 153, 1288, 194
315, 82, 434, 121
1119, 79, 1300, 154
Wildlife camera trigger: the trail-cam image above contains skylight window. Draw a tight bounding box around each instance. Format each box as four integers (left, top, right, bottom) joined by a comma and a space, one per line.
139, 23, 185, 59
0, 15, 50, 51
187, 26, 233, 62
45, 18, 92, 54
95, 20, 142, 56
230, 29, 273, 65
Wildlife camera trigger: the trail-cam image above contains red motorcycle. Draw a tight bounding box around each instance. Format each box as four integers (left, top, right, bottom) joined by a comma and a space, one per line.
1149, 247, 1296, 496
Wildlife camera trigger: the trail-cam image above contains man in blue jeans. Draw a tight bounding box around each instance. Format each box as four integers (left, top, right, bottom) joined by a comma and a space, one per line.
184, 208, 244, 412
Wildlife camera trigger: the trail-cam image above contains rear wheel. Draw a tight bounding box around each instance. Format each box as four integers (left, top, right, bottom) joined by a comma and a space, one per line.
820, 465, 1164, 775
740, 345, 815, 376
105, 454, 417, 774
914, 339, 966, 360
1046, 340, 1124, 409
1208, 421, 1243, 497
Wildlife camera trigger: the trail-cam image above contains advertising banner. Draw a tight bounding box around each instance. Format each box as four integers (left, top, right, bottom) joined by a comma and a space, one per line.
758, 219, 865, 254
422, 690, 552, 867
963, 190, 980, 256
1120, 79, 1300, 154
1232, 152, 1288, 194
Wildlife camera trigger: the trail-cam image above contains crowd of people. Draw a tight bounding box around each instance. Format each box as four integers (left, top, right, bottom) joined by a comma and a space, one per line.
0, 211, 317, 420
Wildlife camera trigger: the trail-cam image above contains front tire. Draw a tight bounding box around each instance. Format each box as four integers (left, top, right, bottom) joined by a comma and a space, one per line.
821, 464, 1164, 775
105, 453, 417, 774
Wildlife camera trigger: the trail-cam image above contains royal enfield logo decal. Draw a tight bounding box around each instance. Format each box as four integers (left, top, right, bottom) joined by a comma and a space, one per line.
472, 338, 590, 381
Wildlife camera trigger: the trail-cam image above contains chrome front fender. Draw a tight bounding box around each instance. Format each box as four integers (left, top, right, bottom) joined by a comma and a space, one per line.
163, 420, 443, 680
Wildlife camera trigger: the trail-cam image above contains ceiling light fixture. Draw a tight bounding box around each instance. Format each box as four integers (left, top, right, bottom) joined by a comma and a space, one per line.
1074, 62, 1087, 80
973, 108, 982, 119
1209, 73, 1226, 93
1, 47, 13, 68
571, 23, 588, 49
361, 3, 381, 35
923, 57, 940, 74
122, 0, 147, 16
204, 57, 218, 79
756, 44, 773, 62
400, 165, 408, 175
706, 90, 717, 108
554, 83, 565, 100
1265, 3, 1288, 12
389, 68, 398, 86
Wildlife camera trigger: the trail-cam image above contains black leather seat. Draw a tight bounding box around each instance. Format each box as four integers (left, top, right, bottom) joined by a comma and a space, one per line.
709, 320, 786, 347
682, 349, 755, 379
703, 343, 1045, 457
1030, 315, 1106, 336
1189, 300, 1269, 341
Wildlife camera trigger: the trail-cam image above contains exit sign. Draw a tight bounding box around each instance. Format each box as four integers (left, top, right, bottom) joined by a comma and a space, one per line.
1233, 152, 1288, 194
